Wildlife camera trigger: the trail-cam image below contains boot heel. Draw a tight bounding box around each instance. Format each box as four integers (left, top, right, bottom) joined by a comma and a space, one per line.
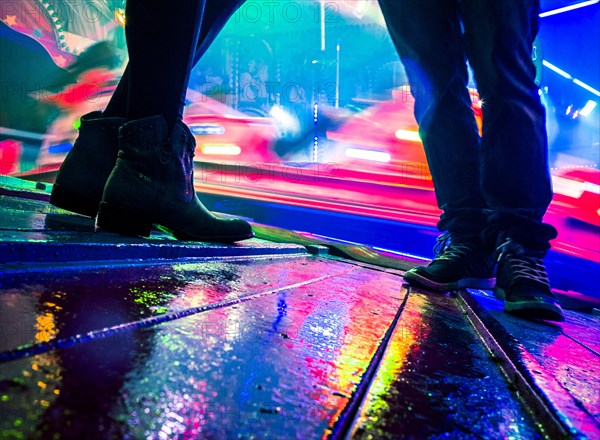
50, 183, 100, 218
96, 202, 152, 237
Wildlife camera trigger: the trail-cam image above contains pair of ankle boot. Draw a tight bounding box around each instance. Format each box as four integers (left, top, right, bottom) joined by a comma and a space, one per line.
50, 111, 253, 242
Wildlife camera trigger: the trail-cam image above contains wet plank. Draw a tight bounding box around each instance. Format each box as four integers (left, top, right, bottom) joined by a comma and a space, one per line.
0, 258, 406, 438
347, 288, 541, 439
0, 257, 359, 353
467, 289, 600, 430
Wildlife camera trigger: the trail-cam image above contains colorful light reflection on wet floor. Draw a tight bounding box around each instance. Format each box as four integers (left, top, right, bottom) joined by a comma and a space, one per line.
0, 255, 552, 439
0, 257, 402, 438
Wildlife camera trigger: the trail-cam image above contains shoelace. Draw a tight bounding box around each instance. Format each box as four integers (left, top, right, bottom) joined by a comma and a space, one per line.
504, 255, 551, 289
497, 239, 551, 289
432, 233, 475, 261
432, 232, 451, 255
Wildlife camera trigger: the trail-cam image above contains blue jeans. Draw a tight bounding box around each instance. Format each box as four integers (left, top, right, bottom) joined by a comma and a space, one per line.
378, 0, 557, 251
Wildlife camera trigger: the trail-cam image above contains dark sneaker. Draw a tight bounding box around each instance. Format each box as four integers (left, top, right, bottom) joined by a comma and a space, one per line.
494, 238, 564, 321
404, 233, 495, 292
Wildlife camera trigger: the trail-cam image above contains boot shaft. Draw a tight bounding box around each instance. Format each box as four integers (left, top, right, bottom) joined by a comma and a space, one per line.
116, 116, 196, 202
163, 119, 196, 203
98, 115, 253, 242
51, 111, 126, 217
117, 115, 169, 179
76, 111, 124, 146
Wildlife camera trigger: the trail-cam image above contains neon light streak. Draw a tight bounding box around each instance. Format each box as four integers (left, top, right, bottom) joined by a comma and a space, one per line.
539, 0, 599, 18
345, 148, 391, 163
372, 247, 431, 261
580, 100, 598, 116
573, 79, 600, 97
395, 129, 421, 142
201, 144, 241, 155
543, 60, 572, 79
543, 61, 600, 96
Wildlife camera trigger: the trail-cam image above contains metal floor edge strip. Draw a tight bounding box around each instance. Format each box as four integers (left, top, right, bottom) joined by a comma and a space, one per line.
458, 289, 599, 439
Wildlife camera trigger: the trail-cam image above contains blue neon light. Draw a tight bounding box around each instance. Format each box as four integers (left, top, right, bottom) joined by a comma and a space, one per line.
539, 0, 599, 18
48, 143, 73, 154
580, 100, 597, 116
573, 79, 600, 96
543, 60, 600, 96
543, 60, 572, 79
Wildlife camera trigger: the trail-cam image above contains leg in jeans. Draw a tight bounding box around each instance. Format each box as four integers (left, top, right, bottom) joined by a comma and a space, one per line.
459, 0, 557, 252
104, 0, 245, 120
459, 0, 562, 320
380, 0, 562, 319
378, 0, 495, 292
378, 0, 487, 237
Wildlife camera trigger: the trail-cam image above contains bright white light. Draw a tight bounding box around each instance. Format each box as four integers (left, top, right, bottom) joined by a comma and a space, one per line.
584, 182, 600, 194
269, 104, 300, 135
345, 148, 391, 162
573, 79, 600, 97
354, 0, 369, 17
395, 129, 421, 142
372, 246, 431, 261
189, 124, 225, 135
580, 100, 598, 116
543, 61, 600, 97
201, 144, 241, 155
270, 104, 288, 120
543, 60, 572, 79
539, 0, 599, 17
552, 176, 585, 198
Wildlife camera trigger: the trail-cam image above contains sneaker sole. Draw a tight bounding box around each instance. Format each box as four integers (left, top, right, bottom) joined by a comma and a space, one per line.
403, 271, 495, 292
495, 288, 564, 322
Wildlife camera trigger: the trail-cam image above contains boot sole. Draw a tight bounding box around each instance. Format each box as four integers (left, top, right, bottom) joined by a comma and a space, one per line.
97, 202, 254, 242
96, 202, 153, 237
404, 271, 495, 292
495, 288, 565, 322
50, 183, 100, 218
165, 225, 254, 243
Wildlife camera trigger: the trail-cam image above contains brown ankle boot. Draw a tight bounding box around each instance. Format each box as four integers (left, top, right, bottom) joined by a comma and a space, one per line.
96, 115, 253, 242
50, 111, 126, 217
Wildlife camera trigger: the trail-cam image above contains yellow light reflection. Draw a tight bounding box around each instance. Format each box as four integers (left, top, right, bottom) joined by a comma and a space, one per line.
395, 129, 421, 142
35, 312, 56, 343
352, 295, 429, 435
201, 144, 242, 156
115, 8, 126, 26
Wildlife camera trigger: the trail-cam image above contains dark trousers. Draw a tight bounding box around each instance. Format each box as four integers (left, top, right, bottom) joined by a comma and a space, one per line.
104, 0, 245, 129
378, 0, 557, 251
